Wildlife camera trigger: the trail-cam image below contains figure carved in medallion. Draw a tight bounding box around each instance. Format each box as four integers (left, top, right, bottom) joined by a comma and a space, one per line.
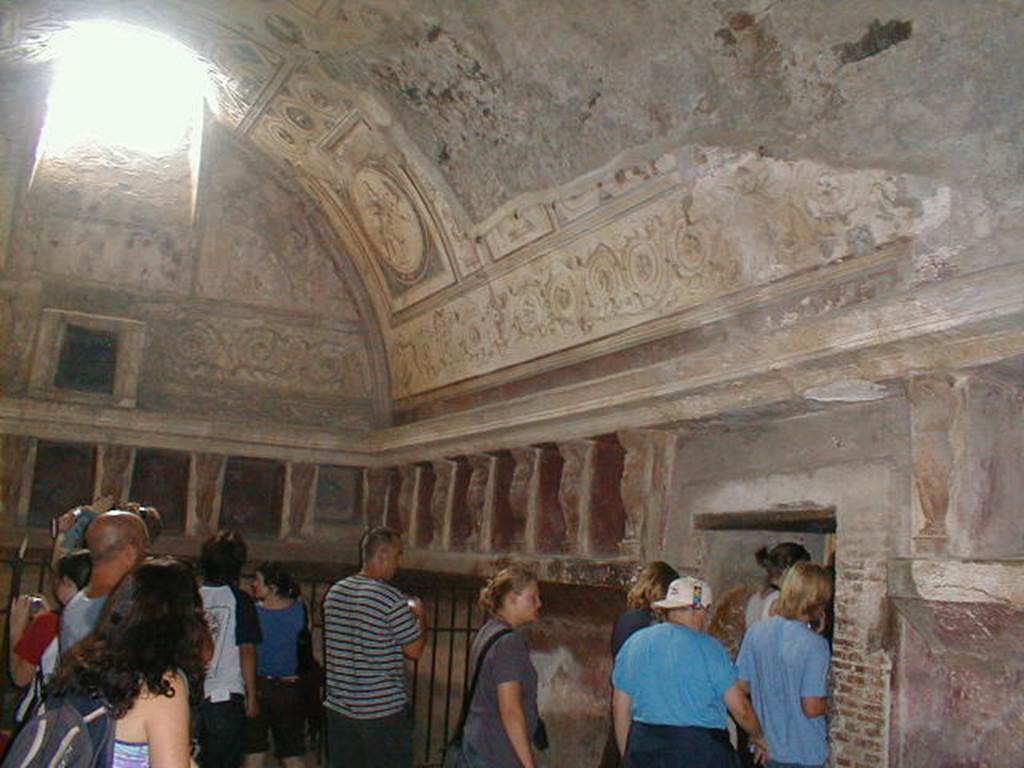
352, 167, 428, 284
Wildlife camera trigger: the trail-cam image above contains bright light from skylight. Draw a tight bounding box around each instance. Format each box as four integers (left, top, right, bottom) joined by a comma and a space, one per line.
41, 21, 208, 156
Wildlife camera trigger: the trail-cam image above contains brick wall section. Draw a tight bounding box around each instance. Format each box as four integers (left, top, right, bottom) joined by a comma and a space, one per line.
831, 559, 893, 768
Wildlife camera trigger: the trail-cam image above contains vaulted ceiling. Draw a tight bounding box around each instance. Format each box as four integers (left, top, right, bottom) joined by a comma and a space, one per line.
3, 0, 1022, 436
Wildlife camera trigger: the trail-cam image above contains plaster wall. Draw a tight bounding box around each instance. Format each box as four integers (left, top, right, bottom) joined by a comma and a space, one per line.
949, 375, 1024, 558
893, 604, 1024, 768
0, 74, 380, 432
664, 398, 911, 571
663, 398, 912, 768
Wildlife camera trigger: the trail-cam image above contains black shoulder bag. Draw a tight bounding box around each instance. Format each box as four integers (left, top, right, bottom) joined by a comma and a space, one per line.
296, 601, 315, 675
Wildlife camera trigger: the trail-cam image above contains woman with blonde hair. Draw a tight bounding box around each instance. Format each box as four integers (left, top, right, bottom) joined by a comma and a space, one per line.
736, 562, 834, 768
457, 565, 543, 768
612, 561, 679, 657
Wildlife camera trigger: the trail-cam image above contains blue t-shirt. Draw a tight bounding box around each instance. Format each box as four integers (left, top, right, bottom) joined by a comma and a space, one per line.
256, 602, 306, 678
612, 622, 737, 729
737, 616, 831, 765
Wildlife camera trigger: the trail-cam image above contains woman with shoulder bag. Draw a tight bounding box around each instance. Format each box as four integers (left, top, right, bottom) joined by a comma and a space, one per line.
454, 565, 545, 768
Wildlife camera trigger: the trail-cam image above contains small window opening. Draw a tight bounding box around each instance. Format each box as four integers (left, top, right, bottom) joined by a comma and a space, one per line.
54, 324, 119, 394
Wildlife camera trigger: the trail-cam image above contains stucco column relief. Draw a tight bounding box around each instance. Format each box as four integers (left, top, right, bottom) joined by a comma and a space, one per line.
557, 440, 594, 555
396, 465, 419, 540
1, 435, 35, 525
509, 447, 539, 552
907, 375, 961, 556
465, 454, 493, 550
281, 462, 316, 539
431, 459, 456, 549
362, 467, 390, 528
618, 429, 678, 560
95, 444, 135, 505
187, 453, 226, 536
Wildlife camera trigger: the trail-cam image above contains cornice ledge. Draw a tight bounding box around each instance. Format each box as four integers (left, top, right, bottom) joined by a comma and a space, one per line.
888, 558, 1024, 606
369, 261, 1024, 459
0, 398, 375, 464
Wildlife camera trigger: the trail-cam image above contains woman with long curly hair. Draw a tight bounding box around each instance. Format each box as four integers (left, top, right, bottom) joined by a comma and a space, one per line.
49, 557, 209, 768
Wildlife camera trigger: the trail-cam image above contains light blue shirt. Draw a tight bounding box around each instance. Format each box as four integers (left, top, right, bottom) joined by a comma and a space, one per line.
59, 590, 108, 655
612, 622, 737, 729
737, 616, 831, 765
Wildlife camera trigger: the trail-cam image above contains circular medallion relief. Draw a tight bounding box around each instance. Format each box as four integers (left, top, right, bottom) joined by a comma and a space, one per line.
352, 167, 427, 284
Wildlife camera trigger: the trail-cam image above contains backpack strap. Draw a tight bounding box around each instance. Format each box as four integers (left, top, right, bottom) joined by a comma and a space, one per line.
67, 695, 115, 768
449, 628, 515, 746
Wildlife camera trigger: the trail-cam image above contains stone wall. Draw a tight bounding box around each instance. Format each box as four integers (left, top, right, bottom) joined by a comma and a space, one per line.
664, 398, 912, 768
3, 371, 1022, 766
0, 73, 383, 433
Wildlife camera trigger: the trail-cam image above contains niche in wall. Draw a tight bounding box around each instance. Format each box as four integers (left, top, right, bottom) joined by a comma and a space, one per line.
130, 448, 189, 534
28, 309, 145, 407
219, 457, 284, 537
54, 324, 118, 393
28, 440, 96, 527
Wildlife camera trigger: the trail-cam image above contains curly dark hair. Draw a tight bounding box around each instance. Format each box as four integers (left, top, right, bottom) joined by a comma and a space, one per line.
50, 557, 208, 718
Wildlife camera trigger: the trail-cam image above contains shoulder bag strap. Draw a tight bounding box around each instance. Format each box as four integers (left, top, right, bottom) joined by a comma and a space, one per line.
450, 627, 515, 745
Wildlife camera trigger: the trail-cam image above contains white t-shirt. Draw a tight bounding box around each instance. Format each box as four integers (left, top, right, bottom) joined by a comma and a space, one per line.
200, 584, 261, 702
744, 588, 779, 629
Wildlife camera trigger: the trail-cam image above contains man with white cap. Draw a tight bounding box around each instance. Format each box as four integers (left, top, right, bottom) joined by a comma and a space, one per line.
612, 576, 769, 767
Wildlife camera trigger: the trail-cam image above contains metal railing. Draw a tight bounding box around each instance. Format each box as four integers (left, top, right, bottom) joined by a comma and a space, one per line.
0, 551, 483, 768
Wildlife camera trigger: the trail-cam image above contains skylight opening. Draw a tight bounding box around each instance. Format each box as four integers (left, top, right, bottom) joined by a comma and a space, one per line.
40, 21, 209, 157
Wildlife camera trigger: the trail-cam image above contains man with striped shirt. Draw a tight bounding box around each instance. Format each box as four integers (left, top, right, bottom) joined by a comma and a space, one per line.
323, 527, 428, 768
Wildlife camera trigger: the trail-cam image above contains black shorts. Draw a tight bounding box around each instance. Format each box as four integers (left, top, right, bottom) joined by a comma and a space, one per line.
624, 722, 738, 768
243, 676, 306, 758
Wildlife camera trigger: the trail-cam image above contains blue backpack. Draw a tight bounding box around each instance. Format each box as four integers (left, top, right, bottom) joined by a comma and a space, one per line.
2, 693, 115, 768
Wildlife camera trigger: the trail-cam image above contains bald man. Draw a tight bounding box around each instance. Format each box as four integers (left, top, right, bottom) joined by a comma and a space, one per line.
59, 510, 147, 654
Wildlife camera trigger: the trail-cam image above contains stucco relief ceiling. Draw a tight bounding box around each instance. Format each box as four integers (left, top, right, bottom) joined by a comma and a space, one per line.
1, 1, 1019, 402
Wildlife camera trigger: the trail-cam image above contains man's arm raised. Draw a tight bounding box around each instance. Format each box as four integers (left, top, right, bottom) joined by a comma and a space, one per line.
402, 596, 429, 661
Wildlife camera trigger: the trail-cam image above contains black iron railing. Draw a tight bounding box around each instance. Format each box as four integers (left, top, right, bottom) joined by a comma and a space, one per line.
0, 552, 483, 768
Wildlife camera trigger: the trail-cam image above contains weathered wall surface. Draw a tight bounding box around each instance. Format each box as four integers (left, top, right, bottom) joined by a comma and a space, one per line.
893, 602, 1024, 768
0, 71, 381, 431
663, 399, 912, 768
527, 582, 622, 768
352, 2, 1024, 224
949, 376, 1024, 558
9, 2, 1021, 403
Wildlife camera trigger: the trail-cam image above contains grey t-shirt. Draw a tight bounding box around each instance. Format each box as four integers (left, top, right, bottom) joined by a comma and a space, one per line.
463, 618, 539, 768
59, 589, 108, 655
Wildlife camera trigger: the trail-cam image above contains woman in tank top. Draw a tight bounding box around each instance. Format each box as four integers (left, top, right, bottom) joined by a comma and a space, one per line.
49, 557, 209, 768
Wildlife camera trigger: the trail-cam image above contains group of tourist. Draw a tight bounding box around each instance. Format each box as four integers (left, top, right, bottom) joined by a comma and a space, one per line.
605, 544, 833, 768
6, 502, 314, 768
322, 530, 833, 768
6, 497, 831, 768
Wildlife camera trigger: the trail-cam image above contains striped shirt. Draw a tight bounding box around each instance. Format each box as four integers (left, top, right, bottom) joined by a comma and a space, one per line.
323, 573, 421, 719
